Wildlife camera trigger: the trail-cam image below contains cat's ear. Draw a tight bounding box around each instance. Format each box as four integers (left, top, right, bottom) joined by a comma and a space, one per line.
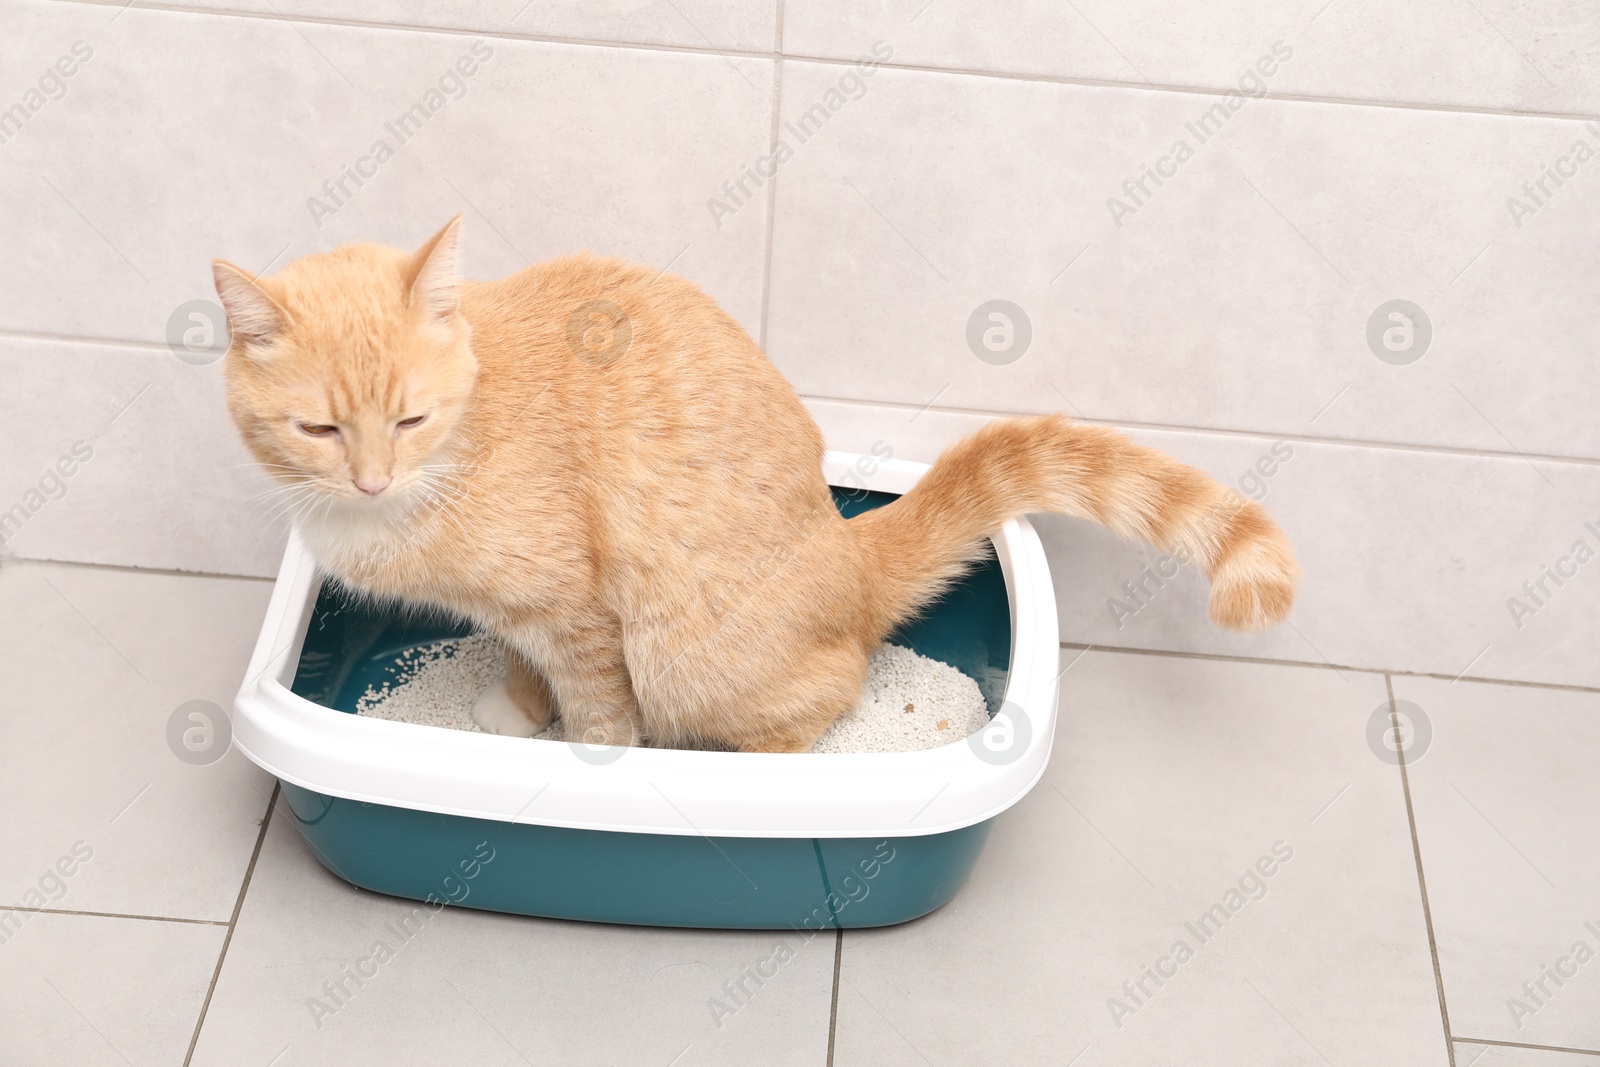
212, 260, 289, 353
406, 216, 462, 322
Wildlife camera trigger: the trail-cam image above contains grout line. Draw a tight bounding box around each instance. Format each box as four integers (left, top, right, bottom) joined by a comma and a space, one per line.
1455, 1037, 1600, 1058
1389, 675, 1457, 1067
182, 780, 279, 1067
1061, 642, 1600, 696
757, 50, 785, 351
56, 0, 1600, 124
802, 394, 1600, 469
5, 335, 1591, 468
0, 328, 178, 354
0, 905, 230, 927
58, 0, 784, 58
2, 556, 277, 583
783, 52, 1600, 124
7, 553, 1596, 696
826, 927, 843, 1066
9, 554, 1596, 697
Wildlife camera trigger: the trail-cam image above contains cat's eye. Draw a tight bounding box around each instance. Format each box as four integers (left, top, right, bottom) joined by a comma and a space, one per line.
397, 414, 428, 430
298, 423, 340, 438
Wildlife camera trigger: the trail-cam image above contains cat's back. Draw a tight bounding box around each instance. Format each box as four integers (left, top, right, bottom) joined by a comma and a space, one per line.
461, 252, 817, 450
465, 254, 765, 364
456, 253, 835, 595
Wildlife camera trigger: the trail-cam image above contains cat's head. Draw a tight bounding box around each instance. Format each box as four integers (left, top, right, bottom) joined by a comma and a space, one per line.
213, 218, 477, 513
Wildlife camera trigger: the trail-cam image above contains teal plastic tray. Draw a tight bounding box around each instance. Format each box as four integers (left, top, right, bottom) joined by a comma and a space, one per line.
280, 488, 1014, 929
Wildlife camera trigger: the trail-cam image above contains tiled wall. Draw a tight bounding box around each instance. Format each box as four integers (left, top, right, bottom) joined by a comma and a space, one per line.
2, 0, 1595, 688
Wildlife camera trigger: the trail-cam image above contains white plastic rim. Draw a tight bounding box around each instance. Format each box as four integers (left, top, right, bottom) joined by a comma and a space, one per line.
231, 453, 1061, 839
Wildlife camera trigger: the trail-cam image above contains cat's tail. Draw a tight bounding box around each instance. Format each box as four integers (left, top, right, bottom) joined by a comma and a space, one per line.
849, 414, 1299, 637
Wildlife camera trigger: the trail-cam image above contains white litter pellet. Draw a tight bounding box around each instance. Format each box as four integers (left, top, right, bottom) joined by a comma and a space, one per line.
355, 634, 991, 753
355, 634, 507, 732
809, 643, 990, 754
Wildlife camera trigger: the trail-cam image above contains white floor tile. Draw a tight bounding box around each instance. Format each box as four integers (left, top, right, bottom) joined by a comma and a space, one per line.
834, 650, 1449, 1066
0, 561, 274, 920
1396, 676, 1600, 1054
0, 910, 225, 1066
190, 795, 836, 1066
1456, 1041, 1600, 1065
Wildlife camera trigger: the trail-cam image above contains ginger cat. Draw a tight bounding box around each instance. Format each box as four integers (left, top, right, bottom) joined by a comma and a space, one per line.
214, 218, 1298, 753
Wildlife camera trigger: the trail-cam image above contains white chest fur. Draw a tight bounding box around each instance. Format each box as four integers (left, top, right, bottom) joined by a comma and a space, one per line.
294, 495, 425, 585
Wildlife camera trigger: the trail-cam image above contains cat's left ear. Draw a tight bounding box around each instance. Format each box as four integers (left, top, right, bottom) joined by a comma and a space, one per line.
406, 216, 462, 322
212, 260, 290, 352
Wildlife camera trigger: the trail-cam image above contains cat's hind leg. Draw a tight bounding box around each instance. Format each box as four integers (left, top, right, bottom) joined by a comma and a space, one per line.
527, 614, 645, 747
715, 642, 870, 754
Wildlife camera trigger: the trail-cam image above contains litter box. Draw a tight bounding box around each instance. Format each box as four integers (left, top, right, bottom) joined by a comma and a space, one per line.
232, 453, 1061, 929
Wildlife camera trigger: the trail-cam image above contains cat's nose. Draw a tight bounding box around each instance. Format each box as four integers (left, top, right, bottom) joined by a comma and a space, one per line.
354, 475, 392, 496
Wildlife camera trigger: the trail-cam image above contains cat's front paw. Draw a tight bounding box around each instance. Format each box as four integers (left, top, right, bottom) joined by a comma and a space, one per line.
471, 681, 540, 737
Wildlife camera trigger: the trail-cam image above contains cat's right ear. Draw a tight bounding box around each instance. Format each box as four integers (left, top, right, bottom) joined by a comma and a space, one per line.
212, 260, 288, 353
406, 216, 462, 322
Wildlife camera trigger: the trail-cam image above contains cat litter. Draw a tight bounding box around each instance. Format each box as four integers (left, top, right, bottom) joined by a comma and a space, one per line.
356, 633, 991, 753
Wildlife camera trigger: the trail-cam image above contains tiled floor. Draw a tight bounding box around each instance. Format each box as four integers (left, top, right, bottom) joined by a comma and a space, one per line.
2, 558, 1596, 1067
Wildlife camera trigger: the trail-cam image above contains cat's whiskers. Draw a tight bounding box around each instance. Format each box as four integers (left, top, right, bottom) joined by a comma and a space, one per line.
230, 461, 303, 474
406, 464, 467, 518
249, 479, 314, 507
409, 468, 474, 538
252, 480, 318, 520
264, 486, 327, 528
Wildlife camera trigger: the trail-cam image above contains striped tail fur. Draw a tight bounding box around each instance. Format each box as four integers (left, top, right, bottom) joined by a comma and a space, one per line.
849, 414, 1299, 636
